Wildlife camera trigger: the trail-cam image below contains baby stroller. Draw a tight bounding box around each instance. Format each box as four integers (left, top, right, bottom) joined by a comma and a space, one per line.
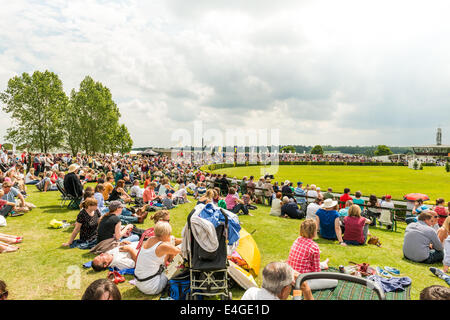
185, 208, 232, 300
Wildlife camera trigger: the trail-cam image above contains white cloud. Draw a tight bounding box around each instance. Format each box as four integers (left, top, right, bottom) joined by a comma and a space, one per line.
0, 0, 449, 148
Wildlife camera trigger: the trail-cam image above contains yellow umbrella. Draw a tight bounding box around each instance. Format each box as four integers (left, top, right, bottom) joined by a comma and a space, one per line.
236, 228, 261, 277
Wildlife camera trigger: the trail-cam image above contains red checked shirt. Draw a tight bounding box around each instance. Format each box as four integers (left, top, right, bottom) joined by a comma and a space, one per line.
287, 236, 321, 274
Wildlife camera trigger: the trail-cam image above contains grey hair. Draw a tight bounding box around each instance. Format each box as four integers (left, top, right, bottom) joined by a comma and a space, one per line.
282, 196, 290, 204
261, 262, 294, 296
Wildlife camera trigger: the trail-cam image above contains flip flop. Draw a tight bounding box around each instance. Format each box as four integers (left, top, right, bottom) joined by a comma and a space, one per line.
376, 266, 392, 278
384, 266, 400, 275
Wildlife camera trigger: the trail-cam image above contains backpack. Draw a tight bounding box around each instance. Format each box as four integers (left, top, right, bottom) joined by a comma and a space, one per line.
168, 273, 190, 300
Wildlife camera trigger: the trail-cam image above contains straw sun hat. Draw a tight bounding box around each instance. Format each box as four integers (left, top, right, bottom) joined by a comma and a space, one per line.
67, 163, 80, 173
321, 198, 338, 209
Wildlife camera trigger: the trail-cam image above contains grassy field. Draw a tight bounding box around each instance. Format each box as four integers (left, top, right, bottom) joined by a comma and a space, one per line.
210, 165, 450, 201
0, 181, 448, 300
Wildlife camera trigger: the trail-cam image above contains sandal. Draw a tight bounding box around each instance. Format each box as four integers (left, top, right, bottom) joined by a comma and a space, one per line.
107, 271, 125, 284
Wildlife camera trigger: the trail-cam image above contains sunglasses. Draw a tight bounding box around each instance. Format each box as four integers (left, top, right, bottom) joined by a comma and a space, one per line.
0, 290, 8, 299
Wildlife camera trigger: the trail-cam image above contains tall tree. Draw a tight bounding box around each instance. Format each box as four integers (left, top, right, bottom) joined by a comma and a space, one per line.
113, 124, 133, 155
69, 76, 121, 155
0, 70, 67, 153
374, 145, 393, 156
310, 145, 324, 155
281, 145, 296, 153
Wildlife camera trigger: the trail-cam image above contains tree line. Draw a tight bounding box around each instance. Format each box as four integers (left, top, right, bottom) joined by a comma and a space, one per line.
0, 70, 133, 155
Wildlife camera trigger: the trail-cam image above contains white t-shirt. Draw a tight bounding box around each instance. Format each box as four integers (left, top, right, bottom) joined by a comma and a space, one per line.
174, 188, 187, 198
306, 202, 321, 220
270, 198, 282, 216
130, 185, 144, 198
241, 287, 279, 300
108, 242, 138, 270
380, 200, 394, 209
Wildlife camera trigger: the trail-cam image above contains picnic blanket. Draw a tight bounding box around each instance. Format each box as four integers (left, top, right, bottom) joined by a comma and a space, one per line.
311, 267, 411, 300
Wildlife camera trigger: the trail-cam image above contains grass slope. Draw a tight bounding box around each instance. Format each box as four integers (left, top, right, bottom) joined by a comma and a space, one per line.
212, 165, 450, 201
0, 183, 447, 300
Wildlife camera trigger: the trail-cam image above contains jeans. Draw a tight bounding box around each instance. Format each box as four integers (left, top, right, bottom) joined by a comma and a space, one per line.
121, 234, 140, 242
422, 250, 444, 264
0, 205, 13, 217
25, 180, 40, 185
232, 203, 249, 215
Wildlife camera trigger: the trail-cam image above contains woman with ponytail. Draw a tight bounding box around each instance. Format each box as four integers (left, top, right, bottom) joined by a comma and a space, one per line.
62, 198, 101, 249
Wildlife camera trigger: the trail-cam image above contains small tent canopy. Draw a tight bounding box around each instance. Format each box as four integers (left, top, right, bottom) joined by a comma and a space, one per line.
140, 149, 160, 156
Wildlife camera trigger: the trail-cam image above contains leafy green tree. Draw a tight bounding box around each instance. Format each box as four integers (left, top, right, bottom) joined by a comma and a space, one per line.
374, 145, 393, 156
69, 76, 121, 155
281, 145, 296, 153
0, 70, 67, 153
310, 145, 324, 155
113, 124, 133, 155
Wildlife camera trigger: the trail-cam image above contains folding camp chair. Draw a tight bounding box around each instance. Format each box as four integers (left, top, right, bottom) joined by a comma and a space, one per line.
56, 183, 76, 208
293, 272, 386, 300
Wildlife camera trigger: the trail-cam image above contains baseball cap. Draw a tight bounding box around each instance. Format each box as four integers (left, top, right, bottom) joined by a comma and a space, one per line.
297, 181, 303, 185
385, 195, 392, 200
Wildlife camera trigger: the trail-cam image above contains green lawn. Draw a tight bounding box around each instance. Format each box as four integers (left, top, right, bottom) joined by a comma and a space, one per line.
0, 182, 447, 300
210, 165, 450, 201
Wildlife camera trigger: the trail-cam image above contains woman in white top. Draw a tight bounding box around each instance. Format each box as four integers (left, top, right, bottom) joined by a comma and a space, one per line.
270, 192, 282, 216
134, 222, 181, 295
25, 168, 40, 185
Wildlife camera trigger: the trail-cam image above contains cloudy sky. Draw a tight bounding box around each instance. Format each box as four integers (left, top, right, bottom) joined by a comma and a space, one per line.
1, 0, 450, 148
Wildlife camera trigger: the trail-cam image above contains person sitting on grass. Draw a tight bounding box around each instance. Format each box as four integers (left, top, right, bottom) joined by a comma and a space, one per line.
129, 179, 144, 201
0, 232, 23, 253
0, 189, 16, 217
287, 219, 329, 276
403, 211, 444, 264
270, 192, 282, 217
107, 179, 132, 204
436, 216, 450, 273
24, 168, 39, 185
315, 198, 346, 246
242, 193, 257, 210
343, 205, 372, 246
162, 193, 177, 210
1, 181, 34, 213
281, 196, 303, 219
96, 201, 138, 244
143, 182, 162, 204
306, 194, 323, 220
434, 198, 449, 227
134, 222, 181, 295
241, 261, 313, 300
225, 187, 250, 216
82, 279, 121, 300
62, 197, 101, 249
35, 171, 57, 192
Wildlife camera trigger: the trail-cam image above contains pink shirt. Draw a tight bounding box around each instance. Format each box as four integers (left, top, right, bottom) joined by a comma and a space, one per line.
224, 194, 238, 210
143, 188, 156, 203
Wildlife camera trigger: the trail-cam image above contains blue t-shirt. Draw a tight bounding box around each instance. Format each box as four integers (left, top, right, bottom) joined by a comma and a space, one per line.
294, 187, 306, 203
2, 187, 19, 203
316, 208, 340, 240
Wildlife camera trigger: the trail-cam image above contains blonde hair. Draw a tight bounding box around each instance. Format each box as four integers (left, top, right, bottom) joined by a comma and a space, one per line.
300, 219, 317, 239
348, 204, 361, 218
154, 221, 172, 238
150, 210, 169, 224
80, 197, 98, 209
